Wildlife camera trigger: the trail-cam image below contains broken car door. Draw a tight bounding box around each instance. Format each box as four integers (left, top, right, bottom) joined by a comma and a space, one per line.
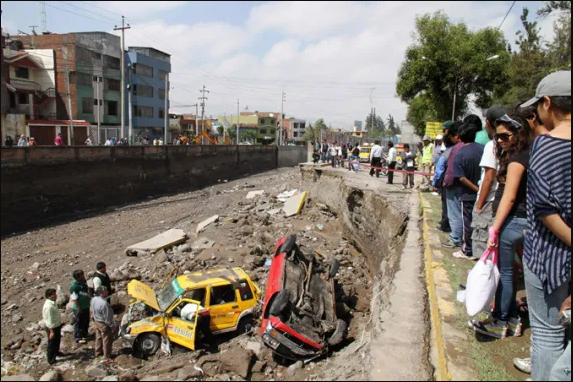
165, 299, 200, 350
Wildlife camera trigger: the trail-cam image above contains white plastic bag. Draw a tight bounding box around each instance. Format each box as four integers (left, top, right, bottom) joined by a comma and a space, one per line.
465, 249, 500, 317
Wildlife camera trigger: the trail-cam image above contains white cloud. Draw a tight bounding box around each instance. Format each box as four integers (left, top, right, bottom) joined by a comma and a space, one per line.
129, 1, 559, 130
98, 1, 187, 20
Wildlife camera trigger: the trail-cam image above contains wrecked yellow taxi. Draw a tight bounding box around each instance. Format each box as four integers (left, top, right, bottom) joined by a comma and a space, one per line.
121, 267, 261, 356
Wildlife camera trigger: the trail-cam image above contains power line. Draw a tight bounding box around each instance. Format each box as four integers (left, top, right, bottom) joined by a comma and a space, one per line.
498, 1, 517, 30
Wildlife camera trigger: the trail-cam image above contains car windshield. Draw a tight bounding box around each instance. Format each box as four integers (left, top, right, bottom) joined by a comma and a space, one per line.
157, 279, 184, 311
360, 148, 371, 153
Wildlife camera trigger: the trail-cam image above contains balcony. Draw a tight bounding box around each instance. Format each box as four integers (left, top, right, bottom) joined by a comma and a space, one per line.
10, 78, 41, 92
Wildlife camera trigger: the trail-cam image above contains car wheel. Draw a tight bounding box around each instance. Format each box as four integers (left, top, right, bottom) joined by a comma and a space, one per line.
238, 315, 254, 334
278, 235, 297, 257
327, 319, 348, 347
328, 258, 340, 280
135, 333, 161, 358
270, 289, 291, 317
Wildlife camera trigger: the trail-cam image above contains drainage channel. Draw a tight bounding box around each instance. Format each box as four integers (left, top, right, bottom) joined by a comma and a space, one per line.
300, 167, 432, 381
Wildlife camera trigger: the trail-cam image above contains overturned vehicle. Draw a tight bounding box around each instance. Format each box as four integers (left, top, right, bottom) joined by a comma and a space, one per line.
260, 235, 348, 361
121, 268, 261, 356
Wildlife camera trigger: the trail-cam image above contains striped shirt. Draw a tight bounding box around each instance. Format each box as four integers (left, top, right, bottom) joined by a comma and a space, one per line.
524, 135, 572, 294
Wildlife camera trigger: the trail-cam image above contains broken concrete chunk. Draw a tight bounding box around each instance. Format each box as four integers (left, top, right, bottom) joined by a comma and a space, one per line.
1, 375, 37, 381
86, 366, 108, 379
192, 238, 216, 250
196, 216, 220, 234
246, 190, 265, 200
267, 208, 282, 216
126, 229, 187, 257
277, 189, 299, 203
283, 192, 308, 217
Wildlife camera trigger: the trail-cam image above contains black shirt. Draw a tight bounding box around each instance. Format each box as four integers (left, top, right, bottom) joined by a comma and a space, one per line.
493, 150, 530, 218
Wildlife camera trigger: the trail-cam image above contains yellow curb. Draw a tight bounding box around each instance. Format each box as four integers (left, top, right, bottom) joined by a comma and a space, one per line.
420, 191, 452, 381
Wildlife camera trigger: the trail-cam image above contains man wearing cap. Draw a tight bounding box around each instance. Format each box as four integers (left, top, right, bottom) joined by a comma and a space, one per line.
421, 135, 435, 187
471, 105, 507, 257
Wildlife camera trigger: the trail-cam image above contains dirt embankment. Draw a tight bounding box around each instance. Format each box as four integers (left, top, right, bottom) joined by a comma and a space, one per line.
1, 167, 421, 382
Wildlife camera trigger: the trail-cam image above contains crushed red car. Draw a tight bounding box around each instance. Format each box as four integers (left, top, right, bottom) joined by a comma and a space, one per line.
260, 235, 348, 361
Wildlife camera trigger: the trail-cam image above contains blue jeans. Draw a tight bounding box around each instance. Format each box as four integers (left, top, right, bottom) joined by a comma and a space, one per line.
525, 263, 570, 381
551, 342, 571, 381
493, 216, 527, 322
446, 188, 463, 246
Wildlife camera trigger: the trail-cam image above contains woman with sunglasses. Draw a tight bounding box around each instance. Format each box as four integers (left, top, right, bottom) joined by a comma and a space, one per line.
469, 113, 532, 340
522, 71, 571, 382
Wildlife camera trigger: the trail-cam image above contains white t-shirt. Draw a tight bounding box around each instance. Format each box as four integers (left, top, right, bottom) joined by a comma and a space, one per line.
329, 146, 338, 156
387, 147, 398, 163
181, 303, 204, 322
478, 140, 498, 203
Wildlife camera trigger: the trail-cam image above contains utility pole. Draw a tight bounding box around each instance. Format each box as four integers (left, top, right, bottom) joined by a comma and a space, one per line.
237, 99, 240, 145
114, 16, 130, 140
61, 44, 74, 145
40, 1, 48, 33
279, 91, 286, 146
199, 85, 209, 145
452, 74, 458, 121
164, 73, 169, 144
96, 76, 101, 145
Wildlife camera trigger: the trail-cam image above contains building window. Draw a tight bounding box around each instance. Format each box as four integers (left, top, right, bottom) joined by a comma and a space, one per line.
259, 118, 265, 125
104, 55, 120, 70
293, 132, 299, 138
158, 108, 165, 119
159, 70, 168, 81
76, 46, 92, 63
270, 129, 276, 135
133, 84, 153, 97
18, 93, 29, 104
104, 78, 120, 91
133, 105, 153, 118
82, 97, 94, 114
260, 129, 267, 135
16, 67, 29, 79
75, 72, 93, 87
134, 63, 153, 78
105, 100, 118, 116
159, 88, 166, 100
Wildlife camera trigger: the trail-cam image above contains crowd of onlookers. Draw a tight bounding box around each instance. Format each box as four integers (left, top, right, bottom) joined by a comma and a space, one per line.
429, 71, 570, 382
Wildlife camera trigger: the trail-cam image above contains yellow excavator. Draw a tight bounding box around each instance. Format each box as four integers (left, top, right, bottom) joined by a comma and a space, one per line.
192, 130, 218, 145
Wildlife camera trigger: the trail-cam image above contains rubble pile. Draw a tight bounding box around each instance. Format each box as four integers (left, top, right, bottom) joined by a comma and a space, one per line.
1, 169, 373, 381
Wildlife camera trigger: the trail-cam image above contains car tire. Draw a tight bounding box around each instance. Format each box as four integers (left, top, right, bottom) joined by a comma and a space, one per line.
270, 289, 291, 317
134, 333, 161, 358
327, 319, 348, 347
238, 315, 254, 334
278, 235, 297, 258
328, 258, 340, 280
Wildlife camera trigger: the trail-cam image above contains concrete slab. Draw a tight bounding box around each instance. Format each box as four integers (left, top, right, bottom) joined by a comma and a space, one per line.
1, 375, 36, 381
192, 237, 216, 250
246, 190, 265, 199
283, 192, 307, 217
267, 208, 282, 216
277, 189, 298, 203
196, 215, 219, 233
125, 229, 187, 257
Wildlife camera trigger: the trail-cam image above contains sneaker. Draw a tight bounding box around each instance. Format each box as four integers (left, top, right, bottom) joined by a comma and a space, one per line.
432, 192, 440, 196
76, 339, 87, 345
441, 240, 460, 249
513, 357, 532, 374
469, 316, 508, 339
508, 317, 523, 337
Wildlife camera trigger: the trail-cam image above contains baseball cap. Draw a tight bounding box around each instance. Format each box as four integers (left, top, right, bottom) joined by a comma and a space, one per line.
441, 121, 454, 131
521, 71, 571, 108
486, 105, 508, 123
436, 134, 443, 140
423, 135, 431, 141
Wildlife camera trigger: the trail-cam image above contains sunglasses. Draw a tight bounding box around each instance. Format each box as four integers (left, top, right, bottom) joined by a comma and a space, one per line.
495, 133, 514, 142
496, 114, 523, 129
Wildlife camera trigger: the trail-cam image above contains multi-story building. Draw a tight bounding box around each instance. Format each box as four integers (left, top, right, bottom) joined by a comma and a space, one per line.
282, 118, 306, 143
1, 29, 7, 122
255, 112, 279, 145
126, 47, 171, 143
11, 32, 123, 144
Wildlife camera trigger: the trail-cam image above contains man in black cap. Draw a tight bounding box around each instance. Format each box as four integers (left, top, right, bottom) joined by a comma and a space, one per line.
471, 105, 507, 258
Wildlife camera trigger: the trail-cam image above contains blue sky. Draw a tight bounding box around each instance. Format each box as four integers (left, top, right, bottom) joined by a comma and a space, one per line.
1, 1, 557, 129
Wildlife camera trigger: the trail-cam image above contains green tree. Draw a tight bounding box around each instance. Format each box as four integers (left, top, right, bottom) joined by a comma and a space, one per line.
407, 93, 439, 137
396, 12, 510, 122
365, 111, 386, 131
386, 115, 401, 135
538, 1, 571, 70
217, 125, 225, 136
240, 130, 258, 143
498, 8, 551, 108
303, 118, 329, 142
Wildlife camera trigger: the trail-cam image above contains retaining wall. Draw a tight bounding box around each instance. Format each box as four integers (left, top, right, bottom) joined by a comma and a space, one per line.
1, 145, 306, 234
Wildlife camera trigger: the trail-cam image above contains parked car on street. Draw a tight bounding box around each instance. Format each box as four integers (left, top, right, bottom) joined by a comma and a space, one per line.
121, 268, 261, 357
260, 236, 348, 361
